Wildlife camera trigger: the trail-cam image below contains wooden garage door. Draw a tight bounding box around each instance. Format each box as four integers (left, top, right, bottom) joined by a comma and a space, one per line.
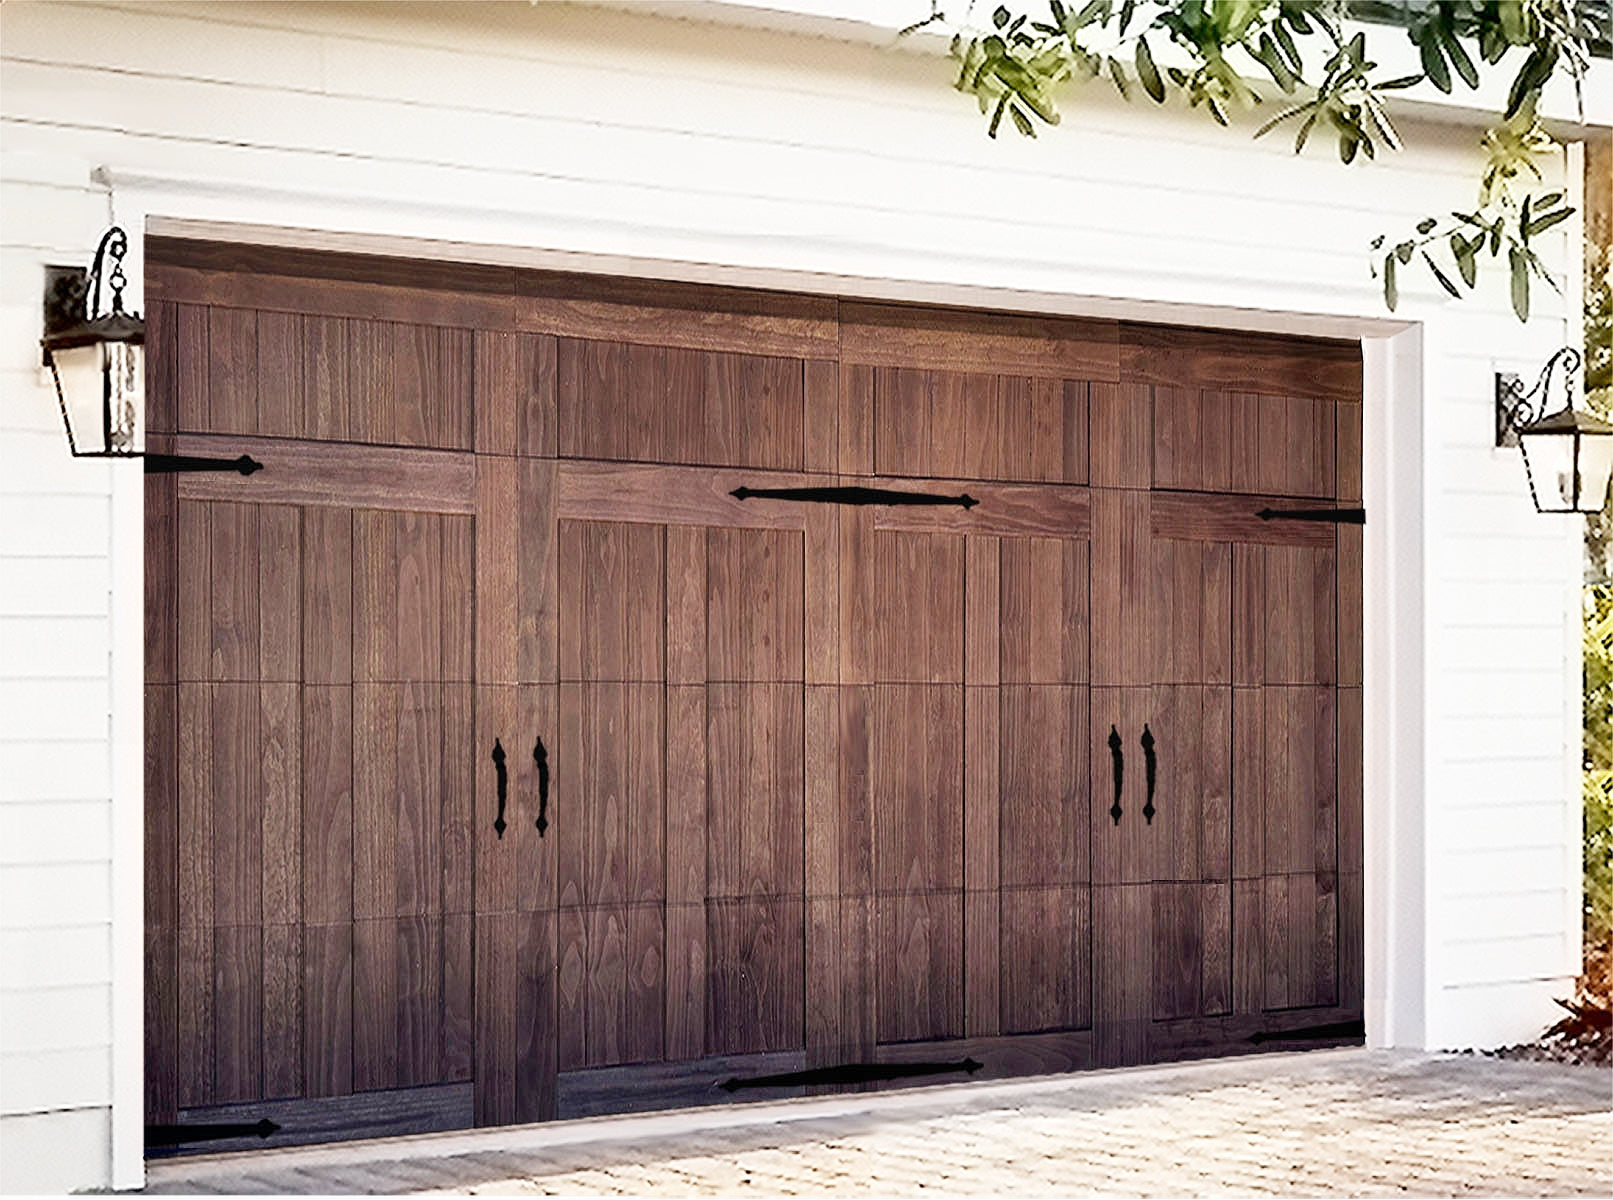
144, 242, 1361, 1149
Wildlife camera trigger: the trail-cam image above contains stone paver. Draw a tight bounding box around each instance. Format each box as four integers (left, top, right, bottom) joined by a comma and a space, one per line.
142, 1050, 1612, 1196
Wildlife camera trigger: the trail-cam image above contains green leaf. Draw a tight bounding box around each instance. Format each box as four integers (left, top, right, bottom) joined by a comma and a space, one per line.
1293, 109, 1319, 153
1050, 0, 1067, 24
1340, 131, 1359, 164
1370, 234, 1385, 250
1118, 0, 1136, 35
1510, 245, 1530, 321
993, 5, 1011, 29
1256, 33, 1297, 92
1418, 30, 1452, 93
988, 92, 1010, 138
1395, 240, 1415, 264
1422, 250, 1462, 298
1451, 232, 1477, 287
1107, 55, 1131, 99
1438, 24, 1479, 88
1526, 206, 1573, 238
1535, 191, 1564, 209
1376, 74, 1424, 90
1010, 104, 1036, 137
1384, 254, 1398, 311
1072, 0, 1105, 28
1272, 19, 1302, 74
1136, 36, 1165, 102
1489, 218, 1504, 255
1520, 194, 1533, 242
1416, 217, 1437, 235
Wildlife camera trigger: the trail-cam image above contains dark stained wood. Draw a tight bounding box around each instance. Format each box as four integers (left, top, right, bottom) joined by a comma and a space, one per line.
1152, 538, 1232, 685
558, 520, 666, 682
176, 303, 210, 433
1000, 536, 1088, 684
389, 323, 472, 450
178, 925, 213, 1106
1090, 687, 1153, 888
162, 1081, 472, 1156
303, 923, 353, 1098
1001, 888, 1091, 1034
708, 899, 804, 1055
516, 463, 559, 685
999, 377, 1086, 483
145, 447, 179, 684
513, 685, 558, 914
144, 686, 179, 932
175, 434, 476, 515
1093, 885, 1150, 1067
1265, 545, 1337, 685
211, 684, 262, 928
1338, 525, 1363, 687
476, 455, 518, 686
804, 359, 838, 473
145, 925, 179, 1122
558, 462, 825, 533
515, 909, 558, 1121
877, 890, 963, 1044
257, 507, 301, 682
146, 300, 178, 435
146, 261, 515, 330
843, 300, 1118, 382
213, 923, 263, 1102
397, 915, 445, 1086
1338, 401, 1363, 504
1000, 686, 1089, 888
1119, 322, 1362, 404
302, 315, 350, 441
804, 508, 838, 686
475, 913, 517, 1125
963, 687, 1000, 1038
1150, 492, 1338, 550
207, 504, 259, 681
208, 306, 258, 436
868, 477, 1092, 540
665, 902, 706, 1063
1089, 381, 1151, 489
1245, 393, 1336, 499
256, 311, 302, 438
707, 528, 804, 683
263, 923, 302, 1099
1153, 387, 1231, 492
260, 683, 301, 928
872, 685, 963, 895
839, 362, 875, 475
1090, 490, 1150, 687
520, 273, 838, 360
804, 687, 841, 1064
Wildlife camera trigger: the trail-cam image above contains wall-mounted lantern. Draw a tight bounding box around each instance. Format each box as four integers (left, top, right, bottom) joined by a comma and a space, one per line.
41, 226, 145, 459
40, 226, 261, 476
1496, 347, 1613, 514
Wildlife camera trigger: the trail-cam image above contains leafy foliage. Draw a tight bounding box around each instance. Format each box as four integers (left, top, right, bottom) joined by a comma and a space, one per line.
1584, 244, 1612, 955
912, 1, 1602, 320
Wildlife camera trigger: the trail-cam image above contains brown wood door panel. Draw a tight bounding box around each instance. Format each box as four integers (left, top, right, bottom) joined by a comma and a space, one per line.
877, 890, 963, 1044
1000, 887, 1091, 1035
707, 898, 806, 1055
999, 686, 1089, 889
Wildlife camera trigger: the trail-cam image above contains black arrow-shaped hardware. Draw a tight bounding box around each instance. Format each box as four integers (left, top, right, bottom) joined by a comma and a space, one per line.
1249, 1018, 1365, 1044
145, 1119, 280, 1147
145, 453, 264, 476
731, 485, 977, 509
719, 1058, 983, 1092
1256, 507, 1365, 524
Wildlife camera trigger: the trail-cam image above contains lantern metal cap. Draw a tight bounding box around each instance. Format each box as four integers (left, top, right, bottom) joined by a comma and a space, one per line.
1517, 406, 1613, 437
40, 310, 145, 353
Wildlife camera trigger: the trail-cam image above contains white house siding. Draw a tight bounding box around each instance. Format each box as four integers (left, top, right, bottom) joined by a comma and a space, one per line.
0, 1, 1601, 1190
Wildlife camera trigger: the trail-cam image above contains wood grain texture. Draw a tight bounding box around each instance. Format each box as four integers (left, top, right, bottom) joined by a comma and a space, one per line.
707, 898, 804, 1055
302, 923, 353, 1098
868, 477, 1092, 540
707, 683, 804, 900
1000, 686, 1089, 888
871, 685, 963, 896
1093, 884, 1150, 1067
804, 509, 838, 686
1151, 492, 1338, 549
517, 459, 559, 685
556, 462, 827, 533
1090, 687, 1153, 888
804, 689, 840, 1059
706, 528, 804, 682
1001, 887, 1091, 1034
842, 300, 1118, 382
1153, 387, 1231, 492
302, 315, 351, 441
519, 272, 837, 359
1000, 536, 1088, 684
146, 261, 516, 330
1090, 490, 1150, 687
145, 447, 179, 684
804, 359, 838, 473
475, 330, 558, 457
1119, 322, 1362, 404
558, 521, 666, 683
208, 306, 258, 437
476, 455, 518, 685
175, 434, 476, 515
514, 685, 558, 914
1152, 538, 1231, 685
475, 912, 517, 1125
877, 889, 963, 1044
515, 909, 558, 1121
963, 688, 1000, 1038
838, 362, 875, 475
213, 923, 263, 1103
145, 924, 178, 1122
256, 311, 302, 438
1089, 381, 1152, 489
263, 922, 303, 1099
146, 300, 178, 435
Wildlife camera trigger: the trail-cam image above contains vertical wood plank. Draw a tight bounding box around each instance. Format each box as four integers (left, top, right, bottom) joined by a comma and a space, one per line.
394, 683, 443, 918
211, 683, 262, 928
303, 922, 353, 1098
876, 890, 962, 1044
665, 902, 707, 1062
475, 685, 519, 915
352, 510, 397, 684
665, 348, 707, 465
477, 455, 519, 685
804, 358, 839, 473
209, 503, 259, 681
302, 315, 350, 441
1089, 381, 1151, 488
257, 506, 301, 682
1338, 525, 1363, 688
876, 367, 927, 477
474, 913, 515, 1125
838, 362, 874, 475
1002, 888, 1090, 1033
207, 307, 258, 436
256, 311, 302, 438
555, 906, 587, 1073
349, 319, 397, 448
804, 509, 838, 686
145, 461, 179, 686
144, 925, 178, 1121
1061, 380, 1088, 483
963, 687, 1000, 1038
442, 514, 474, 683
302, 686, 353, 926
178, 683, 214, 933
1093, 885, 1149, 1067
626, 343, 669, 463
353, 918, 399, 1092
1337, 400, 1363, 504
586, 906, 627, 1067
1001, 686, 1089, 888
178, 925, 214, 1106
144, 686, 179, 933
804, 685, 839, 1060
625, 904, 666, 1063
1090, 490, 1150, 686
516, 684, 559, 913
474, 330, 519, 456
262, 923, 302, 1099
515, 909, 558, 1121
178, 501, 210, 683
302, 508, 352, 687
176, 303, 210, 433
965, 536, 1000, 686
352, 685, 397, 923
213, 923, 263, 1103
396, 915, 443, 1086
443, 911, 475, 1083
666, 526, 707, 686
145, 300, 177, 435
666, 685, 708, 909
260, 683, 301, 927
521, 333, 560, 458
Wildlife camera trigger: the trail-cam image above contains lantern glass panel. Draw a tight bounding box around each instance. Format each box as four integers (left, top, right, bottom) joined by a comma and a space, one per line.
1521, 426, 1586, 512
49, 341, 107, 455
1577, 432, 1613, 513
105, 340, 144, 454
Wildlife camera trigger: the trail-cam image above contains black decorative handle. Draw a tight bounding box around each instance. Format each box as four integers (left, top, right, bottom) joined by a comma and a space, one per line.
491, 738, 508, 840
1141, 724, 1157, 825
533, 736, 550, 837
1107, 725, 1124, 825
1257, 507, 1365, 524
731, 484, 977, 509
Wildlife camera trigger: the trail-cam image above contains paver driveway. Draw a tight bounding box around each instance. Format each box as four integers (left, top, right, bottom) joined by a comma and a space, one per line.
144, 1049, 1611, 1196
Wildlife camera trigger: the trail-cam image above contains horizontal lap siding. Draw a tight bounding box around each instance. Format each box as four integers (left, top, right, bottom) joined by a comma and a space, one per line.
0, 0, 1583, 1170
